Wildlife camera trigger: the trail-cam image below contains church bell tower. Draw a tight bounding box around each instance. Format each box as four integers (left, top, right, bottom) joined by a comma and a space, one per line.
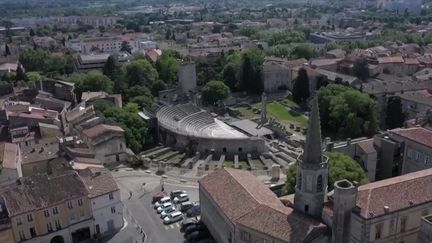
294, 98, 328, 218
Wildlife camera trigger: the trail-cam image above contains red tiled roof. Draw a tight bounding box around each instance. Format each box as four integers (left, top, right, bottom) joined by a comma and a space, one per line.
404, 58, 420, 65
1, 172, 88, 216
82, 124, 124, 139
390, 127, 432, 148
78, 168, 119, 198
378, 56, 404, 64
199, 169, 326, 242
356, 139, 376, 154
356, 168, 432, 218
0, 143, 18, 169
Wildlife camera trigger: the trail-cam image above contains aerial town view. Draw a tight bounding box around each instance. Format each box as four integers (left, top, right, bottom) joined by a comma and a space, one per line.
1, 0, 432, 242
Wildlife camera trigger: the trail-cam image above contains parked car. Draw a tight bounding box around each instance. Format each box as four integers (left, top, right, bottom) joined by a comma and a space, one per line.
163, 211, 183, 224
152, 192, 167, 204
186, 230, 210, 241
184, 223, 207, 235
160, 206, 176, 219
157, 202, 174, 213
180, 202, 195, 212
186, 205, 201, 217
154, 196, 171, 209
180, 218, 198, 232
170, 190, 186, 199
173, 193, 189, 204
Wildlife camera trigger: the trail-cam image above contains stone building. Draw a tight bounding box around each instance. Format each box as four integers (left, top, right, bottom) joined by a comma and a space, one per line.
81, 124, 128, 164
178, 61, 197, 94
199, 168, 328, 243
0, 172, 94, 243
78, 168, 123, 237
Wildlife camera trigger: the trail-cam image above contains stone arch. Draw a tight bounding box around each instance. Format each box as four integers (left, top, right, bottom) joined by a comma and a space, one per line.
50, 235, 65, 243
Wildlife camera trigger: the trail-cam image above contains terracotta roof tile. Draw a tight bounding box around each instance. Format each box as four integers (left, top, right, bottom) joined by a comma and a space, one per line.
82, 124, 124, 139
390, 127, 432, 148
1, 171, 87, 216
199, 169, 326, 242
356, 168, 432, 218
78, 168, 119, 198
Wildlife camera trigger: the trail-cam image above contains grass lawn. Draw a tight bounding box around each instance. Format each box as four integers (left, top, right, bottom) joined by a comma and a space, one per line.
224, 161, 234, 168
250, 159, 265, 170
266, 101, 308, 127
223, 161, 250, 170
236, 98, 307, 127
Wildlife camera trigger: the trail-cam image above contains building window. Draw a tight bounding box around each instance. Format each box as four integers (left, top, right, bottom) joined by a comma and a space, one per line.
407, 148, 414, 159
375, 224, 383, 239
55, 219, 61, 230
298, 172, 302, 190
16, 217, 22, 225
80, 211, 85, 218
19, 231, 25, 241
240, 230, 250, 241
27, 214, 33, 222
425, 155, 431, 165
44, 210, 50, 217
317, 175, 323, 192
70, 213, 75, 221
401, 217, 407, 232
78, 199, 83, 206
120, 143, 123, 149
53, 207, 58, 215
29, 227, 36, 238
68, 201, 73, 209
109, 193, 114, 200
111, 206, 116, 214
47, 222, 53, 232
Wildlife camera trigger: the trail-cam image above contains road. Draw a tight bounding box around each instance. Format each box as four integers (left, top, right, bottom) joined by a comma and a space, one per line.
109, 170, 199, 243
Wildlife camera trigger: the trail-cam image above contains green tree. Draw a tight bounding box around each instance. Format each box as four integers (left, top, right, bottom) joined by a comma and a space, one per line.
292, 68, 310, 104
386, 96, 405, 129
15, 64, 26, 81
318, 84, 378, 138
103, 55, 119, 79
18, 48, 50, 72
120, 41, 132, 53
222, 62, 239, 90
101, 105, 148, 153
151, 80, 167, 97
269, 29, 306, 46
4, 44, 11, 57
26, 72, 44, 83
291, 44, 315, 59
124, 85, 153, 101
201, 80, 230, 105
123, 59, 158, 87
73, 71, 113, 93
130, 96, 153, 109
155, 52, 179, 85
239, 50, 264, 94
353, 58, 370, 81
283, 152, 368, 194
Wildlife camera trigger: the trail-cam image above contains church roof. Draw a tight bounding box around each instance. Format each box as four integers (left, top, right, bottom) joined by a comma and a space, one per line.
199, 168, 326, 242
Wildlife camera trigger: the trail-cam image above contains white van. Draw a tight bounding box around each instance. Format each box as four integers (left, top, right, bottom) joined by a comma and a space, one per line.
154, 196, 171, 209
163, 211, 183, 224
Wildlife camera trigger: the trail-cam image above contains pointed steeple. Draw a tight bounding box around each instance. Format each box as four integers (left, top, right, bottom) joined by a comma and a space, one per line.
302, 97, 323, 164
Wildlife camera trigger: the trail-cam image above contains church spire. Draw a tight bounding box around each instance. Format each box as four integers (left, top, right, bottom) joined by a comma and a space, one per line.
302, 97, 323, 164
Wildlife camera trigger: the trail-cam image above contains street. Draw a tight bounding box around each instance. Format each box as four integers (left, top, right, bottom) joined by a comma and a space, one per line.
107, 170, 200, 243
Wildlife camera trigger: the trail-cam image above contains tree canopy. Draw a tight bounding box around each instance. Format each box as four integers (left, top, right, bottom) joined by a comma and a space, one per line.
292, 68, 310, 104
96, 102, 149, 153
155, 51, 180, 85
72, 71, 113, 94
386, 96, 405, 129
283, 152, 368, 194
318, 84, 378, 138
122, 59, 158, 87
201, 80, 230, 105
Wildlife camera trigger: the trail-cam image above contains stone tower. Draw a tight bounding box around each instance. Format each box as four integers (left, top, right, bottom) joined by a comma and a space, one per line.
260, 92, 267, 124
332, 179, 357, 243
178, 61, 197, 94
294, 98, 328, 218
